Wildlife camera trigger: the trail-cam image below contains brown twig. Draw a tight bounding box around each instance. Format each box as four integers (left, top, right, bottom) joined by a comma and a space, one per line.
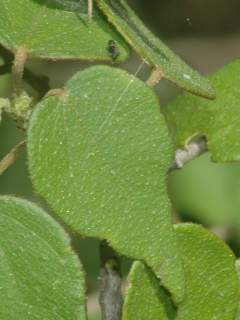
99, 241, 123, 320
12, 47, 28, 96
146, 68, 164, 87
0, 45, 50, 97
0, 141, 26, 175
88, 0, 93, 20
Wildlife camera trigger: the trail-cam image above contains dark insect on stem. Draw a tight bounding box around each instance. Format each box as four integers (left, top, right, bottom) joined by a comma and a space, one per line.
108, 40, 120, 61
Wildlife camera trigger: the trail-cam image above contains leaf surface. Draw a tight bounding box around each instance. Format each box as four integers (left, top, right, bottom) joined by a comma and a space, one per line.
123, 224, 239, 320
164, 60, 240, 162
123, 261, 175, 320
176, 223, 238, 319
95, 0, 215, 99
0, 196, 86, 320
0, 0, 129, 61
28, 65, 185, 302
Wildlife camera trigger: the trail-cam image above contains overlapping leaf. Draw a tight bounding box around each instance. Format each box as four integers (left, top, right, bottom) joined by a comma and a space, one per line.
95, 0, 215, 99
176, 224, 238, 319
28, 65, 185, 302
0, 196, 86, 319
0, 0, 129, 61
123, 224, 239, 320
164, 60, 240, 162
123, 261, 175, 320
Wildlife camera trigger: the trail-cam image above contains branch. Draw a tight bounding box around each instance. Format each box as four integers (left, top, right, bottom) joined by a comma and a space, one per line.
170, 138, 208, 172
146, 68, 164, 87
12, 46, 28, 96
99, 241, 123, 320
0, 141, 26, 175
0, 45, 50, 97
88, 0, 93, 20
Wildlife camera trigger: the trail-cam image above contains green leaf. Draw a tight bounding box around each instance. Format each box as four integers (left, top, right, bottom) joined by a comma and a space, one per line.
0, 196, 86, 319
164, 60, 240, 162
95, 0, 215, 99
176, 223, 239, 319
0, 0, 129, 61
123, 224, 239, 320
27, 65, 185, 302
123, 261, 175, 320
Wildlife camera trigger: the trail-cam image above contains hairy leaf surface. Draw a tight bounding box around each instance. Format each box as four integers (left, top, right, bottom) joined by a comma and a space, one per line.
123, 224, 239, 320
176, 224, 238, 319
0, 0, 129, 61
123, 261, 175, 320
28, 65, 185, 302
0, 196, 86, 319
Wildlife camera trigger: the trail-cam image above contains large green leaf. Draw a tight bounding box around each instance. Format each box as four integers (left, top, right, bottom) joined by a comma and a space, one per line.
0, 0, 129, 61
0, 196, 86, 319
123, 224, 239, 320
123, 261, 175, 320
27, 65, 185, 302
95, 0, 215, 99
164, 60, 240, 162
